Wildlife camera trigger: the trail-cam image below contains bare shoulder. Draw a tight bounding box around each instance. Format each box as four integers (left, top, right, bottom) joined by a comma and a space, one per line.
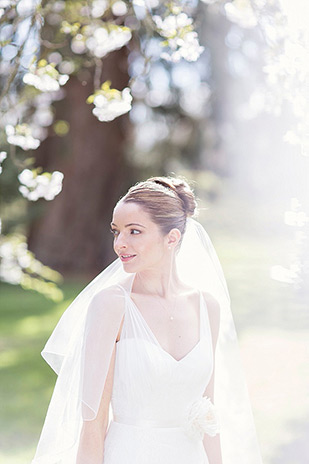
201, 291, 220, 318
88, 284, 126, 318
201, 290, 220, 347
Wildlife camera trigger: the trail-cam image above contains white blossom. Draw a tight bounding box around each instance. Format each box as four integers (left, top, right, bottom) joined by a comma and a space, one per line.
0, 238, 23, 285
89, 84, 133, 122
284, 130, 301, 146
133, 0, 159, 7
184, 397, 220, 441
91, 0, 108, 18
0, 232, 63, 300
18, 169, 64, 201
52, 1, 65, 13
153, 13, 204, 63
284, 210, 308, 227
0, 1, 12, 8
32, 105, 54, 127
0, 151, 7, 174
160, 31, 204, 63
270, 265, 299, 284
284, 197, 309, 227
111, 1, 127, 16
71, 34, 87, 54
5, 124, 40, 150
85, 25, 132, 58
16, 0, 36, 16
23, 61, 69, 92
153, 13, 193, 37
0, 256, 23, 284
59, 60, 75, 74
224, 0, 258, 29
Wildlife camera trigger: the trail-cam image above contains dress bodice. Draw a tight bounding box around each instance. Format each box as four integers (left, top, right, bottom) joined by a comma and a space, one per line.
111, 288, 213, 428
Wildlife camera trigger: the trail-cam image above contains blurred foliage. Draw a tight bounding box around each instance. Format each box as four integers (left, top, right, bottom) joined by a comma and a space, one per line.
0, 0, 308, 295
0, 0, 212, 293
0, 232, 64, 301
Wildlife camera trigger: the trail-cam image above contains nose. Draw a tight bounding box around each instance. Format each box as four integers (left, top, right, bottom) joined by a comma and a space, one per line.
115, 232, 127, 253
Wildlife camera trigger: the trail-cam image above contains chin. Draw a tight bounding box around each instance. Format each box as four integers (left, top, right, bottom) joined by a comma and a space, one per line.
120, 261, 139, 273
122, 267, 136, 274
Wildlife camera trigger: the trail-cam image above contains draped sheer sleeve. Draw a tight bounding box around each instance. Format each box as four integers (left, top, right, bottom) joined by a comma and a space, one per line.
81, 286, 125, 420
31, 283, 126, 464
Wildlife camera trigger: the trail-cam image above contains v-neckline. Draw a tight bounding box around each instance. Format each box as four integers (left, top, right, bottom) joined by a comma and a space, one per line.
123, 287, 203, 363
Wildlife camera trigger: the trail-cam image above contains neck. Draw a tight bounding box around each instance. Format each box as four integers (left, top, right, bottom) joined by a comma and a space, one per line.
134, 257, 180, 299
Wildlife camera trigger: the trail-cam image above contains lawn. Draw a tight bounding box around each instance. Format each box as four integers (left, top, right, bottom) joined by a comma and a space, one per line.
0, 281, 85, 464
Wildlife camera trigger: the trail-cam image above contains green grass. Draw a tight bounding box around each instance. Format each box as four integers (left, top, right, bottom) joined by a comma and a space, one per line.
0, 281, 85, 463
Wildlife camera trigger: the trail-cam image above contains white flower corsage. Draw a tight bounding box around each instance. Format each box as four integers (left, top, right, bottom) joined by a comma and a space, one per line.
185, 396, 220, 441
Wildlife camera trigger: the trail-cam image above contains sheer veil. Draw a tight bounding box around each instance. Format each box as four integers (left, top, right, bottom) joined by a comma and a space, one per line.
31, 218, 262, 464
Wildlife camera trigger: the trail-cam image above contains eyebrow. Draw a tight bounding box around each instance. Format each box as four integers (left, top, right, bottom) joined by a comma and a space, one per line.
110, 222, 146, 228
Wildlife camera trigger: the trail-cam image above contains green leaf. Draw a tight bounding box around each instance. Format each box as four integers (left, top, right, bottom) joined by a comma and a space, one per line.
86, 94, 94, 104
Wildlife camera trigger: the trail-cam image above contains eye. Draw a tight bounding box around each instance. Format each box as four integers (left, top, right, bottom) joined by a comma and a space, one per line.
110, 228, 119, 237
131, 229, 141, 235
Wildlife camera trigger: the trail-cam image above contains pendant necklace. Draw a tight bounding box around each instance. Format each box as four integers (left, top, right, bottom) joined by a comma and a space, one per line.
138, 275, 178, 321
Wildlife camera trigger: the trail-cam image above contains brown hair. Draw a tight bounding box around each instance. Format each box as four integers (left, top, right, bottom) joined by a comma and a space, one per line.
119, 176, 197, 236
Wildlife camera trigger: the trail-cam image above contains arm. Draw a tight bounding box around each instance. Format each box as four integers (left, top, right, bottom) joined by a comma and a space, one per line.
202, 292, 223, 464
76, 342, 117, 464
76, 287, 125, 464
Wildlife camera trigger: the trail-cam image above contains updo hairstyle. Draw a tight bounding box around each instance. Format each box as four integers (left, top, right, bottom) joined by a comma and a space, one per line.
120, 176, 197, 236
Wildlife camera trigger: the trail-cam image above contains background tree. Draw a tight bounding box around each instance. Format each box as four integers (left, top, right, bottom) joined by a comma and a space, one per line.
0, 0, 208, 288
1, 0, 308, 297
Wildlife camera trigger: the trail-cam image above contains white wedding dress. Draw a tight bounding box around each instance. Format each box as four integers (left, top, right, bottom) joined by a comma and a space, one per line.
103, 286, 213, 464
31, 220, 263, 464
31, 218, 262, 464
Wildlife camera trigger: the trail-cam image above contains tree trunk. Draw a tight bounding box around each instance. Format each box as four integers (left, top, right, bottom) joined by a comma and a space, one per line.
28, 50, 132, 278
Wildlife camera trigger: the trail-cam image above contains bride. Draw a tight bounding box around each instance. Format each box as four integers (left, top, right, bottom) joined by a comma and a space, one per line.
31, 176, 262, 464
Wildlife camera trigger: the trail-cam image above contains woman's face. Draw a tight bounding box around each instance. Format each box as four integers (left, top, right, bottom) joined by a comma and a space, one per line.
111, 201, 168, 273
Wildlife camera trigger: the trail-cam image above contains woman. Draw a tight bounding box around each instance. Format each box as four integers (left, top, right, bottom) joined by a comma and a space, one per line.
31, 176, 262, 464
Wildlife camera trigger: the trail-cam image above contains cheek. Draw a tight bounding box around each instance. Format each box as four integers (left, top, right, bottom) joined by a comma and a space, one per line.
147, 239, 165, 259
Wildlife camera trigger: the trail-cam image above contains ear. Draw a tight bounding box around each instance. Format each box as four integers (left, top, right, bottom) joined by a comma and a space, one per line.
166, 228, 182, 249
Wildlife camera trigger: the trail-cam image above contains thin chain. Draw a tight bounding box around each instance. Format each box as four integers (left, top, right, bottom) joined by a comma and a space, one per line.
137, 275, 178, 321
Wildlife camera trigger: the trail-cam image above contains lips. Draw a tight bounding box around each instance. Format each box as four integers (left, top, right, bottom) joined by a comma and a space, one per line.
119, 254, 136, 263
